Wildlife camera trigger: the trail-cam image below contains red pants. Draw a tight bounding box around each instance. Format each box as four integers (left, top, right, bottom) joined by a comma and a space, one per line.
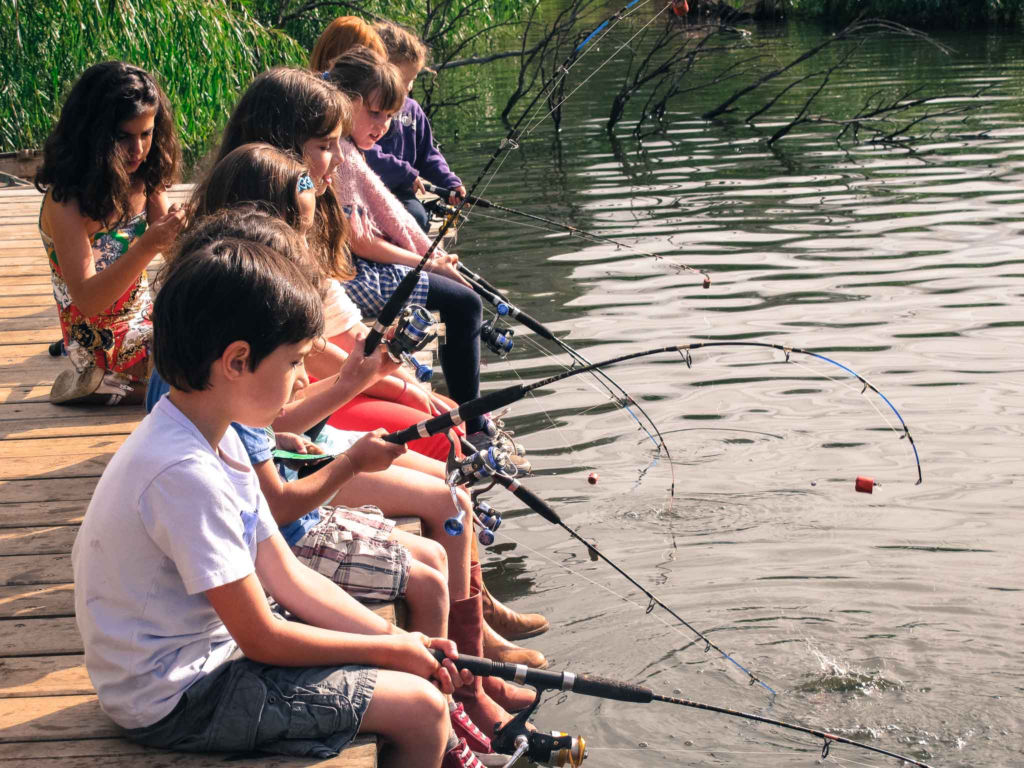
329, 392, 463, 461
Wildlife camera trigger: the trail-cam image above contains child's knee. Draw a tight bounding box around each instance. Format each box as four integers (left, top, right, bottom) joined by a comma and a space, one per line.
424, 538, 448, 574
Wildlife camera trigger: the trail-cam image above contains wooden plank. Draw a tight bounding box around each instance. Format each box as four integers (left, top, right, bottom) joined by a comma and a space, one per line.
0, 502, 87, 529
0, 554, 72, 587
0, 434, 127, 458
0, 400, 141, 423
0, 526, 78, 556
0, 295, 53, 308
0, 413, 141, 440
0, 736, 377, 766
0, 476, 96, 504
0, 655, 89, 697
0, 384, 53, 403
0, 453, 112, 481
0, 616, 80, 656
0, 583, 75, 618
0, 694, 120, 742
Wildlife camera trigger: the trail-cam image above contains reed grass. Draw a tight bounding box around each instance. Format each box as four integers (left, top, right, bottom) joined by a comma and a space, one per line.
0, 0, 307, 172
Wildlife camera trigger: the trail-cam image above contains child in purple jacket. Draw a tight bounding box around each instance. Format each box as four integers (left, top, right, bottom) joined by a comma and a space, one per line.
367, 22, 466, 233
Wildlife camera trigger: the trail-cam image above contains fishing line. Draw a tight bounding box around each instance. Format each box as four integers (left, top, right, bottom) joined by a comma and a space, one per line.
523, 1, 668, 136
488, 526, 763, 684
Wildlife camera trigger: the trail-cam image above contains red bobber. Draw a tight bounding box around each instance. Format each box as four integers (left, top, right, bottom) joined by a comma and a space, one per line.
671, 0, 690, 16
855, 476, 875, 494
588, 472, 599, 485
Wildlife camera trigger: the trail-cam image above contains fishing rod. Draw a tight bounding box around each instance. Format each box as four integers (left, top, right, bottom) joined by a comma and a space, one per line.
422, 182, 711, 288
397, 339, 924, 693
363, 0, 657, 357
427, 649, 938, 768
454, 261, 673, 469
384, 340, 924, 485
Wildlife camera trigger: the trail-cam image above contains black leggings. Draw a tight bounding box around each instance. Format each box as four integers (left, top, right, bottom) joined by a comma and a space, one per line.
425, 271, 484, 434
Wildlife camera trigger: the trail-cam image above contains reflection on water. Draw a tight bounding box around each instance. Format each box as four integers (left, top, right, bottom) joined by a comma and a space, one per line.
436, 18, 1023, 767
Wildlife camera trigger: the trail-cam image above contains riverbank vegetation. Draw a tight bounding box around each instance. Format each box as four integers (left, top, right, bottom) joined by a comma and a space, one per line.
0, 0, 523, 168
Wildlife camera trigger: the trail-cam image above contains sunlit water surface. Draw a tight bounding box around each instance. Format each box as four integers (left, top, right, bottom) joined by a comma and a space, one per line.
428, 17, 1024, 767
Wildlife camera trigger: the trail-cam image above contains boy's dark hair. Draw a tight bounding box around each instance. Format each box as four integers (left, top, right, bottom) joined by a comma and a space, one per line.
35, 61, 180, 225
167, 205, 324, 297
153, 216, 324, 392
191, 143, 353, 282
215, 68, 351, 278
373, 21, 429, 72
327, 46, 406, 114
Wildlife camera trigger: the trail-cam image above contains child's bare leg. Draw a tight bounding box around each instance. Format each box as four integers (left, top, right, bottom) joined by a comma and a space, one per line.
403, 559, 448, 638
393, 528, 448, 582
332, 465, 472, 599
360, 670, 449, 768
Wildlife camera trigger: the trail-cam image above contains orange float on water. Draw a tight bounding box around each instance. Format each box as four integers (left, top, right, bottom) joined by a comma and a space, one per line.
855, 476, 876, 494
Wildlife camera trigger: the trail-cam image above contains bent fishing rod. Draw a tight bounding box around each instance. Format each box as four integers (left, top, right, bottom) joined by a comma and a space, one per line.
387, 342, 923, 694
384, 340, 923, 485
422, 181, 712, 288
363, 0, 666, 357
427, 649, 938, 768
452, 252, 676, 486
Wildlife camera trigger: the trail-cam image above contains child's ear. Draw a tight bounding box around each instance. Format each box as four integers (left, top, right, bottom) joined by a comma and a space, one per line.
221, 341, 252, 381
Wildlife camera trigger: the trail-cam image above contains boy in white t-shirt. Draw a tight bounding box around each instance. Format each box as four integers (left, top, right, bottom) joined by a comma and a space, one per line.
72, 228, 482, 768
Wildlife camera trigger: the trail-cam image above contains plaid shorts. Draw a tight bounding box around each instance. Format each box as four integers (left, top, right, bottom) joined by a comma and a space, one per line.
291, 506, 411, 602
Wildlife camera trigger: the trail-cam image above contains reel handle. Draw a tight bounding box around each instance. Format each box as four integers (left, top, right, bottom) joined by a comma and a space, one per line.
401, 351, 433, 382
444, 508, 465, 536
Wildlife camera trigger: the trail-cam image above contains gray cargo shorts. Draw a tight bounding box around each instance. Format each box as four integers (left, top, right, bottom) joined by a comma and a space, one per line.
122, 656, 376, 759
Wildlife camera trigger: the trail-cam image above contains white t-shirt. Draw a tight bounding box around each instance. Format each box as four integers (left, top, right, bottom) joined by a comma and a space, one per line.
323, 278, 363, 338
72, 396, 277, 729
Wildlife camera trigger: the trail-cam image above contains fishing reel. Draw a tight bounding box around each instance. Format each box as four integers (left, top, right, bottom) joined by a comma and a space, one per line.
472, 499, 502, 546
482, 318, 514, 358
443, 443, 517, 536
493, 691, 587, 767
385, 304, 436, 362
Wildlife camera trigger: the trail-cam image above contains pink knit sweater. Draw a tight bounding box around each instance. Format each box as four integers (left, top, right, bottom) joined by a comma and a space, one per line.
333, 139, 432, 256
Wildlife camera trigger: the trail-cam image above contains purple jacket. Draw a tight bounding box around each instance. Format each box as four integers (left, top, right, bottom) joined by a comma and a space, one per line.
363, 97, 461, 194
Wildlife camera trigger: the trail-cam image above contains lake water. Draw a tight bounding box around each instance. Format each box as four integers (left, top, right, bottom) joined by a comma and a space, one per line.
429, 12, 1024, 768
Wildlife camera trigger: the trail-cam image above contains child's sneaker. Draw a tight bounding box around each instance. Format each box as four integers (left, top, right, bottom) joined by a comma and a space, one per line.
449, 701, 492, 754
49, 367, 143, 406
443, 737, 488, 768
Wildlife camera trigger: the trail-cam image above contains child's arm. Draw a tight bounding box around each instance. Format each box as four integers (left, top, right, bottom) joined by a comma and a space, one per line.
255, 428, 406, 527
206, 554, 458, 686
411, 101, 465, 200
45, 192, 185, 317
273, 337, 399, 435
363, 144, 419, 192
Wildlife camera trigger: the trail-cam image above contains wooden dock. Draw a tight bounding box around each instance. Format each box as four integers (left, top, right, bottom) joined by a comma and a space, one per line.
0, 185, 416, 766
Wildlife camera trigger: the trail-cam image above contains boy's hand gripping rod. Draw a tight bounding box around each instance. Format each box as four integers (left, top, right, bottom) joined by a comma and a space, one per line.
428, 649, 937, 768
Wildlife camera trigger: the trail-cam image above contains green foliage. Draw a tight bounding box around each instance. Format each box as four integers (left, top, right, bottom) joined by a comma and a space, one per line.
0, 0, 306, 171
0, 0, 526, 170
789, 0, 1024, 27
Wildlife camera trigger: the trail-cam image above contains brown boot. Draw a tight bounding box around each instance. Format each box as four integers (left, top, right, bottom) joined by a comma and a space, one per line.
482, 583, 550, 641
449, 569, 513, 737
482, 619, 548, 670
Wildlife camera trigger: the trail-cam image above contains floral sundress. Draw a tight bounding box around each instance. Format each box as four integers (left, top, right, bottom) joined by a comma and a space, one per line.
40, 203, 153, 375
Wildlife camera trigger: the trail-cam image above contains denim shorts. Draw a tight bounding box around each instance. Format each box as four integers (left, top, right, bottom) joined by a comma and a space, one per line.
122, 656, 376, 759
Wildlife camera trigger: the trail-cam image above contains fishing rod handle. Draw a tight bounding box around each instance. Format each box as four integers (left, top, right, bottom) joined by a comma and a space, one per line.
383, 385, 527, 445
491, 474, 562, 525
423, 181, 492, 208
429, 650, 653, 704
